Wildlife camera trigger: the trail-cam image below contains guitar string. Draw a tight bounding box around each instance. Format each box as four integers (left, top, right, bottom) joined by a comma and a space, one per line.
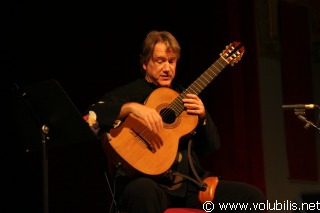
164, 57, 228, 118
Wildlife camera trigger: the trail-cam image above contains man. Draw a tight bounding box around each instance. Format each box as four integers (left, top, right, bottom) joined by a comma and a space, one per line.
86, 30, 265, 213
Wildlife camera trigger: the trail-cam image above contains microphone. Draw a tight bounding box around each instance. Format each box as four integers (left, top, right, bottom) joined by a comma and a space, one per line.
282, 104, 318, 110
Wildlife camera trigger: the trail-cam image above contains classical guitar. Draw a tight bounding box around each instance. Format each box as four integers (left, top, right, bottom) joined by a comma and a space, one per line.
102, 42, 245, 176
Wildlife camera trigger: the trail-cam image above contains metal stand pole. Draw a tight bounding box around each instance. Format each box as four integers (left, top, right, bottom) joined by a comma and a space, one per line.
41, 125, 50, 213
297, 115, 320, 133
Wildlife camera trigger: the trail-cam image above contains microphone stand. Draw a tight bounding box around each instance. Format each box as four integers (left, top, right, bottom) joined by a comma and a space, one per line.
297, 115, 320, 133
15, 84, 50, 213
41, 125, 50, 213
293, 109, 320, 133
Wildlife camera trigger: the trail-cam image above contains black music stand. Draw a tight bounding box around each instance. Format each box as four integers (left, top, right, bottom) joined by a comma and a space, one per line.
12, 79, 98, 213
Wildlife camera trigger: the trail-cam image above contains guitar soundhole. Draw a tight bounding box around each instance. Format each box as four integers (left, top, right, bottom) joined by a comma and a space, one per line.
160, 108, 176, 124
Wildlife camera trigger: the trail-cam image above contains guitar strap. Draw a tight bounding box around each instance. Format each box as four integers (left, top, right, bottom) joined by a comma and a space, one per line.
161, 138, 219, 204
159, 138, 207, 190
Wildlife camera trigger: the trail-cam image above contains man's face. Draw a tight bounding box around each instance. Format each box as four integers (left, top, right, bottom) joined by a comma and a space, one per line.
143, 42, 177, 87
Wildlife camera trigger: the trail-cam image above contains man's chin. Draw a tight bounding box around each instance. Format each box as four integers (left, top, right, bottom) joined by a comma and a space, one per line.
158, 79, 172, 87
159, 81, 171, 87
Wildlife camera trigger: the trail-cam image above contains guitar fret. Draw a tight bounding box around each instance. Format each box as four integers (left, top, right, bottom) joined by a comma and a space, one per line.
215, 58, 226, 70
170, 96, 184, 116
191, 81, 203, 93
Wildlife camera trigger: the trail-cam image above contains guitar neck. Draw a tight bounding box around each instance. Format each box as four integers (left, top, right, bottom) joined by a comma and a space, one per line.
168, 41, 244, 117
170, 57, 229, 116
185, 57, 228, 95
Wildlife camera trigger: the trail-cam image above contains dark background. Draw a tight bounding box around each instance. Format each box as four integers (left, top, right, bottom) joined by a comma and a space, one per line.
2, 1, 266, 212
3, 0, 319, 212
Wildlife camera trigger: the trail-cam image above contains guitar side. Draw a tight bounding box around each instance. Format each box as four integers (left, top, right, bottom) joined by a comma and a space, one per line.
107, 87, 198, 176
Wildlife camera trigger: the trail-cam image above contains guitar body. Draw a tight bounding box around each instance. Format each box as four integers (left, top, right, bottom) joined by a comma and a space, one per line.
104, 87, 198, 176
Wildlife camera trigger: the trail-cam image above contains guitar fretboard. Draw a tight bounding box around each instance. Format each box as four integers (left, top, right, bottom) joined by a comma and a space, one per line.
170, 57, 229, 116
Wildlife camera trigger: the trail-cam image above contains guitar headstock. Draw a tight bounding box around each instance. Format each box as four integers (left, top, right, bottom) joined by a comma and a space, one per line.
220, 41, 245, 66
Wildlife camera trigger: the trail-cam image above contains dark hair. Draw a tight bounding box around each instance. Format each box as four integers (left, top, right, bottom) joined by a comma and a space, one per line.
139, 30, 181, 68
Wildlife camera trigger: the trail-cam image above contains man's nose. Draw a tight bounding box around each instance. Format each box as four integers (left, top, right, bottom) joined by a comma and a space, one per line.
163, 62, 170, 71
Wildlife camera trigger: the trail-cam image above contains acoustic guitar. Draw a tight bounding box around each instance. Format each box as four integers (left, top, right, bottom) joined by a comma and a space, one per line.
102, 42, 245, 176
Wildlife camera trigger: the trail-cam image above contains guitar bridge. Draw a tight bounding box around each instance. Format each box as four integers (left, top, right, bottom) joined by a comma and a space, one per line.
130, 128, 156, 153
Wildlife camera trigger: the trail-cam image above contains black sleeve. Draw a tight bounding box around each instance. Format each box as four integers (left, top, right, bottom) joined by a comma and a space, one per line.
87, 95, 127, 132
85, 78, 153, 133
192, 111, 220, 156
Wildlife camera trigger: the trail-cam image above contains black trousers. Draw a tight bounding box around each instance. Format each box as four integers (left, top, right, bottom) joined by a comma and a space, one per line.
115, 176, 266, 213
